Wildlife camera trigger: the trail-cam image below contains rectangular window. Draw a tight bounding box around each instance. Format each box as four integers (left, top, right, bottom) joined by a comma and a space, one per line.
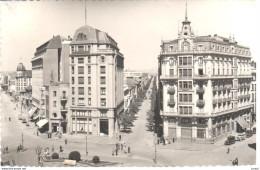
169, 69, 174, 76
78, 77, 84, 84
78, 98, 84, 104
100, 66, 106, 74
88, 87, 91, 95
88, 56, 91, 63
71, 57, 74, 63
179, 69, 192, 78
72, 97, 75, 105
100, 76, 106, 84
88, 66, 91, 74
101, 87, 106, 95
78, 87, 84, 95
78, 66, 84, 74
72, 87, 75, 95
88, 98, 91, 106
72, 66, 74, 74
179, 81, 192, 90
53, 91, 56, 97
71, 46, 75, 52
53, 101, 56, 107
179, 106, 192, 115
179, 93, 192, 102
78, 58, 84, 64
86, 77, 91, 85
101, 98, 106, 106
179, 56, 192, 66
72, 77, 75, 84
78, 45, 84, 51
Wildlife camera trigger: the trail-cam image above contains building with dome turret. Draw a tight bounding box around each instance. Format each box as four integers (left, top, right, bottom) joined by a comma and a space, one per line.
158, 4, 253, 142
68, 25, 124, 137
15, 63, 32, 107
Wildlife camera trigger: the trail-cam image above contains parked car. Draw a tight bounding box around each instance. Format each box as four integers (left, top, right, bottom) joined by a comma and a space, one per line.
224, 135, 236, 145
22, 118, 27, 123
252, 127, 256, 134
246, 130, 253, 138
18, 115, 22, 120
235, 133, 245, 141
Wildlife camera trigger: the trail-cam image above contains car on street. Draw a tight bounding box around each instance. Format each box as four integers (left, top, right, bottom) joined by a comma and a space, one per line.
22, 118, 27, 123
224, 135, 236, 145
235, 133, 245, 141
246, 130, 253, 138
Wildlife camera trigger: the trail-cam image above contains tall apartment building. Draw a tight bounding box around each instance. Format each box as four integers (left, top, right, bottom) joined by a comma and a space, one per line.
251, 61, 256, 123
15, 63, 32, 107
69, 25, 124, 137
31, 35, 71, 132
158, 7, 253, 142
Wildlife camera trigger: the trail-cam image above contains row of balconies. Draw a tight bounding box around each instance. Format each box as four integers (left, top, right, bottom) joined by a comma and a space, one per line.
167, 99, 206, 107
160, 74, 252, 80
213, 97, 232, 104
238, 94, 251, 100
212, 85, 232, 91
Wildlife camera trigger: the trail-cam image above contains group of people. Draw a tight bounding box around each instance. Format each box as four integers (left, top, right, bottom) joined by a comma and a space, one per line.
16, 144, 23, 153
112, 143, 130, 156
158, 136, 172, 145
43, 145, 64, 156
2, 146, 9, 154
232, 157, 239, 166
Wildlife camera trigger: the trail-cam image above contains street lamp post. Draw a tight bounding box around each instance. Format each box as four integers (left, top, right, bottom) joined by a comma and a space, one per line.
22, 133, 24, 148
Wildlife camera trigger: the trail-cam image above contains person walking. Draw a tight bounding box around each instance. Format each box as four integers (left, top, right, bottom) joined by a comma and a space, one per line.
115, 148, 118, 156
119, 134, 121, 141
128, 146, 131, 154
235, 157, 238, 166
17, 146, 20, 153
112, 148, 115, 156
227, 147, 230, 154
37, 131, 39, 136
60, 145, 63, 153
6, 146, 8, 153
65, 138, 67, 145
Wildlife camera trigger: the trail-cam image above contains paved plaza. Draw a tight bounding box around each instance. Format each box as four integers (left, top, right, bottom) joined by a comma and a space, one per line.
1, 81, 256, 166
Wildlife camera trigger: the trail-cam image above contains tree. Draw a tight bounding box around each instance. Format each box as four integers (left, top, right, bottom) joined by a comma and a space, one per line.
119, 113, 133, 131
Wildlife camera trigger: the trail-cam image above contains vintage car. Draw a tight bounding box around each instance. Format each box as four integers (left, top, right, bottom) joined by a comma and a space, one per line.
235, 133, 245, 141
224, 135, 236, 145
246, 130, 253, 138
22, 118, 27, 123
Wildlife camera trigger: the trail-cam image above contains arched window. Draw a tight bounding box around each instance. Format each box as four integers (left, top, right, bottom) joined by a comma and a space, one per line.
181, 41, 190, 51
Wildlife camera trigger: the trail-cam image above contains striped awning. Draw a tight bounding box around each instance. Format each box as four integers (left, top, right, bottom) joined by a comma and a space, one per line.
236, 118, 250, 129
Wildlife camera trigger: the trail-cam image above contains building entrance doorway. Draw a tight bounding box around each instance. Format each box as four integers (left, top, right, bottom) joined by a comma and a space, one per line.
100, 119, 109, 135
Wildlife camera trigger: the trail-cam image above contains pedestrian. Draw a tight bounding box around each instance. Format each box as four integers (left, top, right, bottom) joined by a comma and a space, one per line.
112, 148, 115, 156
128, 146, 131, 154
157, 138, 160, 145
172, 138, 175, 143
9, 117, 11, 121
17, 146, 20, 153
60, 145, 63, 153
6, 146, 8, 153
235, 157, 238, 166
37, 131, 39, 136
51, 145, 54, 152
65, 138, 67, 145
227, 147, 230, 154
115, 148, 118, 156
119, 134, 121, 141
121, 143, 123, 150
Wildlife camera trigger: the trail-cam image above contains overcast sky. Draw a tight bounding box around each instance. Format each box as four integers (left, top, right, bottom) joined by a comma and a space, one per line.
0, 0, 258, 72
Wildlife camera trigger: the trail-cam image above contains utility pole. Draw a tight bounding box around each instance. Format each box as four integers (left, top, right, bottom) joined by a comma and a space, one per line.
86, 135, 88, 155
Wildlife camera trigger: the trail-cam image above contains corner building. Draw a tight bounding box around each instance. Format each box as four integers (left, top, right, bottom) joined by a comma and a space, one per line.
69, 25, 124, 137
158, 11, 253, 142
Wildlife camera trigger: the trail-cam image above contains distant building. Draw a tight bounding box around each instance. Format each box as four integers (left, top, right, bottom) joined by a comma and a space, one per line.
158, 6, 253, 142
31, 35, 71, 132
69, 25, 124, 137
15, 63, 32, 108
